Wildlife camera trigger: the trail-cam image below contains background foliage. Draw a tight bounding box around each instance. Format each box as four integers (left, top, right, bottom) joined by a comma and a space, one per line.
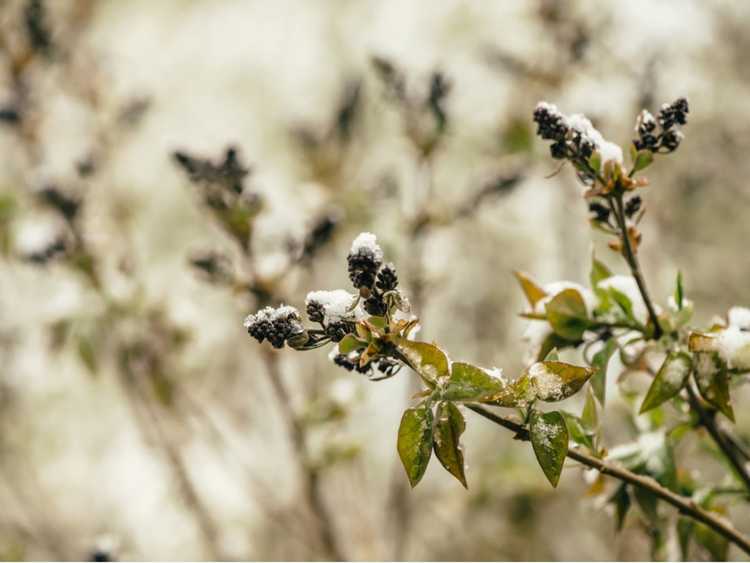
1, 0, 750, 560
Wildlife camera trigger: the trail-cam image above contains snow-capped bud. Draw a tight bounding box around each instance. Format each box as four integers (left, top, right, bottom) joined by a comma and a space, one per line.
243, 305, 304, 349
347, 232, 383, 290
533, 102, 569, 142
658, 98, 689, 130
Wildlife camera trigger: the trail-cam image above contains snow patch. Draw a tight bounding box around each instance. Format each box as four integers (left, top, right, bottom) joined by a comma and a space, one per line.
350, 232, 383, 261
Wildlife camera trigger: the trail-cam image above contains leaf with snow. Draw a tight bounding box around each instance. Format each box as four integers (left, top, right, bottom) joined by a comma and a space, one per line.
639, 352, 692, 414
397, 401, 433, 488
526, 361, 595, 402
514, 271, 547, 308
545, 288, 590, 341
397, 339, 450, 387
433, 402, 467, 488
529, 410, 568, 487
590, 338, 617, 405
694, 352, 734, 422
443, 362, 514, 404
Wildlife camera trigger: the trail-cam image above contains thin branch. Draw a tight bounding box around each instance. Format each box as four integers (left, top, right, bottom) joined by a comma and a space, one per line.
261, 349, 344, 561
686, 381, 750, 493
608, 193, 662, 339
466, 404, 750, 556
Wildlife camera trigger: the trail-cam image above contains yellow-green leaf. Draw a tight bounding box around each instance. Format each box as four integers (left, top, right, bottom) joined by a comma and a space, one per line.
526, 361, 595, 402
639, 352, 692, 414
694, 353, 734, 422
397, 401, 433, 488
433, 402, 467, 488
338, 334, 366, 354
514, 271, 547, 308
545, 288, 589, 341
443, 362, 509, 403
530, 410, 569, 487
590, 339, 617, 405
397, 339, 449, 387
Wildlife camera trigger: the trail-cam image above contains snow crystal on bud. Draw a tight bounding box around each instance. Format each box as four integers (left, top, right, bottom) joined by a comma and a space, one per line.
350, 232, 383, 261
597, 275, 651, 324
536, 101, 563, 117
529, 362, 564, 401
716, 326, 750, 370
243, 306, 273, 328
566, 114, 623, 164
728, 307, 750, 330
271, 305, 300, 320
306, 289, 359, 323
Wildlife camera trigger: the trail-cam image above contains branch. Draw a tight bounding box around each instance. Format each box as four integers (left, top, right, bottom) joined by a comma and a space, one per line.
467, 404, 750, 555
261, 349, 344, 561
608, 192, 662, 339
686, 381, 750, 493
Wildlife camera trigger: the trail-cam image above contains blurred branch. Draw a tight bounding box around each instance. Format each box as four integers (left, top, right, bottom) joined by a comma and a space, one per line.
467, 404, 750, 556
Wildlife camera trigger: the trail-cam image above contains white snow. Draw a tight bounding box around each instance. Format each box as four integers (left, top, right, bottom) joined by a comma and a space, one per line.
728, 307, 750, 330
536, 101, 624, 165
522, 321, 553, 366
243, 304, 300, 328
350, 232, 384, 261
306, 289, 359, 323
567, 113, 624, 165
529, 362, 564, 401
716, 326, 750, 370
597, 275, 650, 324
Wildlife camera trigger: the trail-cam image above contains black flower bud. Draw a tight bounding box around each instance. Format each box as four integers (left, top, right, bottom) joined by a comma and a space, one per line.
306, 300, 325, 324
588, 201, 610, 223
244, 305, 304, 349
376, 264, 399, 292
624, 196, 642, 218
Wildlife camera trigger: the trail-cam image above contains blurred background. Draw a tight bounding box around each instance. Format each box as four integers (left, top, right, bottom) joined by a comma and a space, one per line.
1, 0, 750, 560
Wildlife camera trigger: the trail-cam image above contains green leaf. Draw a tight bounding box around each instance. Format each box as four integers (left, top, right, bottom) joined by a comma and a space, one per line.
544, 348, 559, 362
674, 271, 684, 311
581, 386, 598, 432
535, 332, 571, 362
677, 517, 693, 560
338, 334, 366, 354
397, 401, 434, 488
443, 362, 509, 403
514, 271, 547, 308
561, 411, 594, 451
433, 402, 467, 488
694, 521, 728, 561
397, 339, 450, 387
529, 410, 569, 487
590, 339, 617, 405
606, 286, 636, 322
527, 361, 595, 402
694, 353, 735, 422
590, 254, 612, 290
588, 151, 602, 174
608, 484, 631, 531
639, 352, 692, 414
633, 486, 660, 526
632, 149, 654, 173
545, 288, 590, 341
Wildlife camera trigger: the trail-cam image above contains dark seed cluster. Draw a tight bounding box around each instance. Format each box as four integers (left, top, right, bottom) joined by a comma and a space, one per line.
244, 306, 304, 349
588, 201, 610, 223
624, 195, 642, 218
633, 98, 689, 154
173, 147, 256, 213
347, 246, 382, 291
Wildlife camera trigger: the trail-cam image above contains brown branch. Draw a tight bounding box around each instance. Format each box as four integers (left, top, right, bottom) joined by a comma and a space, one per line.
608, 193, 662, 339
466, 404, 750, 556
686, 381, 750, 493
261, 349, 344, 561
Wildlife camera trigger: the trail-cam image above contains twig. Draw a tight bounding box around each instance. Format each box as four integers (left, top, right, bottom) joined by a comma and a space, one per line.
608, 193, 662, 339
261, 349, 344, 560
466, 404, 750, 556
607, 191, 750, 492
686, 381, 750, 493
